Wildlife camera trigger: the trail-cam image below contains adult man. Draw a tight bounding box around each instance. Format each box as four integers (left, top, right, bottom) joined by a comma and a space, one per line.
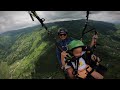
56, 28, 73, 69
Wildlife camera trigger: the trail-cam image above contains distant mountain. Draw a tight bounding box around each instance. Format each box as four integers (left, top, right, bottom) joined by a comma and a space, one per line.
1, 25, 41, 36
0, 19, 120, 79
0, 19, 117, 39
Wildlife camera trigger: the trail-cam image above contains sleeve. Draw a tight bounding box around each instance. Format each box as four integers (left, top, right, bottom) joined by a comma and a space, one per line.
56, 46, 62, 65
81, 51, 86, 55
69, 37, 74, 41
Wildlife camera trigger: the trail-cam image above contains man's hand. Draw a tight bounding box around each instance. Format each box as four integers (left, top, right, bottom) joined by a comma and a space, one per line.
92, 34, 98, 40
90, 34, 98, 48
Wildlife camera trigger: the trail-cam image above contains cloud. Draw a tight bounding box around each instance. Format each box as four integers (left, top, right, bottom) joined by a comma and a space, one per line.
0, 11, 120, 33
0, 11, 87, 33
89, 11, 120, 23
36, 11, 86, 21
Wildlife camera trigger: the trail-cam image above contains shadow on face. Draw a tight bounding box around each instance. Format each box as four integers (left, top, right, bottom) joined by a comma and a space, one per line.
59, 33, 68, 40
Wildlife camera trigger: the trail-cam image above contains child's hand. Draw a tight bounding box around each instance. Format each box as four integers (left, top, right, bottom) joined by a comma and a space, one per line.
61, 51, 68, 58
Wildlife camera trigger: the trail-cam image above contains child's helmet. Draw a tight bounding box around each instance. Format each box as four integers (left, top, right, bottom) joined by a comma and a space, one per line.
68, 40, 84, 50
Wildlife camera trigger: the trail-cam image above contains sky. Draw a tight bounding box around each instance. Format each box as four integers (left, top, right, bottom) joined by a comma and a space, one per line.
0, 11, 120, 33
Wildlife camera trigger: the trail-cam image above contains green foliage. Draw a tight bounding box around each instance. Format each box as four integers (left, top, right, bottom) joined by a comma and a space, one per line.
9, 40, 49, 78
0, 62, 10, 79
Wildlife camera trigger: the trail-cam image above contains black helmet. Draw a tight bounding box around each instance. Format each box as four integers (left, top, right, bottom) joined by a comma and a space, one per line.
58, 28, 68, 35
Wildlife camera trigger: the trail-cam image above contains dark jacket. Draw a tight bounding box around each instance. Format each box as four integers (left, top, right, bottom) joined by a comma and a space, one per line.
56, 37, 73, 65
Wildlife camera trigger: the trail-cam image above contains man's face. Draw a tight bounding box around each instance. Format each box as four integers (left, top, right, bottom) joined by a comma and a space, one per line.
59, 33, 67, 40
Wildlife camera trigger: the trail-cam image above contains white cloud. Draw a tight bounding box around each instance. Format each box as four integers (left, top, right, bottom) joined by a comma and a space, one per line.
89, 11, 120, 23
0, 11, 120, 33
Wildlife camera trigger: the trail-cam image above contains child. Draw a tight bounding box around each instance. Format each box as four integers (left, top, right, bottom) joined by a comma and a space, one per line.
61, 40, 103, 79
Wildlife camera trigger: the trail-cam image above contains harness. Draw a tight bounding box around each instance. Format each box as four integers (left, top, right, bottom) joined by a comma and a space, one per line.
65, 45, 104, 79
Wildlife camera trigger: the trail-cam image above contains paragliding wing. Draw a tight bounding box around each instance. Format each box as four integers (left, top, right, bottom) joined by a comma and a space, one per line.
28, 11, 34, 21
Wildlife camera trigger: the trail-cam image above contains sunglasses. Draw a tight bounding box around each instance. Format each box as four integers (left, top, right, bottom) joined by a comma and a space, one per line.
59, 34, 67, 36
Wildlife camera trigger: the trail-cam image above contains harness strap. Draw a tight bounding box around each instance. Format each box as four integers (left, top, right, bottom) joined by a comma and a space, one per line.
86, 67, 94, 75
73, 58, 80, 76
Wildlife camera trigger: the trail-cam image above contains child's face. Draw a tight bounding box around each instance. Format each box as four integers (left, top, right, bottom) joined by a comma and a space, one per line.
73, 47, 82, 57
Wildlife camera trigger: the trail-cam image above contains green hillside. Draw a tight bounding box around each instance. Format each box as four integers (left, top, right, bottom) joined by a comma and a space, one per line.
0, 19, 120, 79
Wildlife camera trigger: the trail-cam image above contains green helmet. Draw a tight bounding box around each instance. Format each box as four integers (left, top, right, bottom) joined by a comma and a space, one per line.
68, 40, 84, 50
